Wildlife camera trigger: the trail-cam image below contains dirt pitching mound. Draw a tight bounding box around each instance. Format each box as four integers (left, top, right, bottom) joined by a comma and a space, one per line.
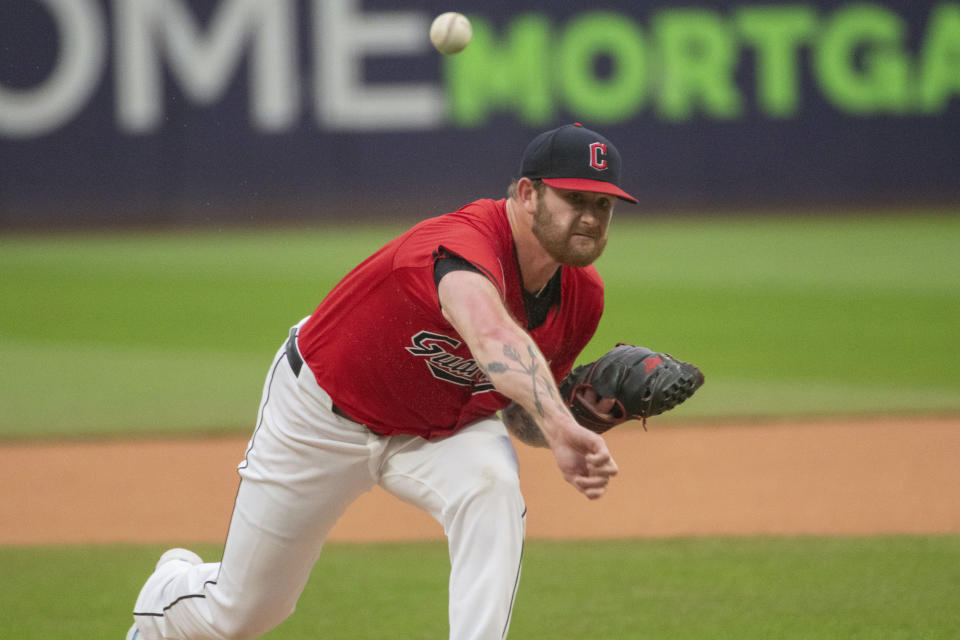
2, 417, 958, 545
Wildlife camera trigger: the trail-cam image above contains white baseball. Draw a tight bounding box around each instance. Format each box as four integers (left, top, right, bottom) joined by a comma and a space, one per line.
429, 12, 472, 55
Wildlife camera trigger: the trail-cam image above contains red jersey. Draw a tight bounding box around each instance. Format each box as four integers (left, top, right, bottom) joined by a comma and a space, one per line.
297, 198, 604, 438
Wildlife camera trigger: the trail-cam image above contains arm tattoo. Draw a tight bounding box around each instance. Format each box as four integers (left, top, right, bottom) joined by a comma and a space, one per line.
502, 403, 548, 448
485, 344, 558, 418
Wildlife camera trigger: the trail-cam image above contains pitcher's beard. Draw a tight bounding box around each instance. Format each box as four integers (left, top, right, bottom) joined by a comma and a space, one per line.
532, 200, 607, 267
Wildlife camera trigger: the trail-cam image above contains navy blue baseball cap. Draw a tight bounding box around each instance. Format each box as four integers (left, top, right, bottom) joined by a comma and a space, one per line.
519, 123, 637, 203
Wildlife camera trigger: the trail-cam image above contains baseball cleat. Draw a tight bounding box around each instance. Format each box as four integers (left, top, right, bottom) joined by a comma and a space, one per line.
125, 549, 204, 639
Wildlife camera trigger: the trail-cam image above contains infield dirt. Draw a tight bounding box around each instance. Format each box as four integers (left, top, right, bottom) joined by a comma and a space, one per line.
2, 417, 958, 545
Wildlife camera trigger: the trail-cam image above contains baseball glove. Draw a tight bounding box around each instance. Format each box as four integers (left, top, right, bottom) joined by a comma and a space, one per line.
558, 344, 704, 433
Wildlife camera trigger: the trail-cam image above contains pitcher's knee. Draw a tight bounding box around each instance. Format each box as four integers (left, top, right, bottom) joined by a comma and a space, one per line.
453, 463, 523, 519
476, 462, 521, 499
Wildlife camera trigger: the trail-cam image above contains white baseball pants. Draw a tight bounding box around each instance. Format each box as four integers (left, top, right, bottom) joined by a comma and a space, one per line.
131, 325, 527, 640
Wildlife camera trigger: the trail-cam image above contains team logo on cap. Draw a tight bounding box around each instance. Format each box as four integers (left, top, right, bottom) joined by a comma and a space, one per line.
589, 142, 608, 171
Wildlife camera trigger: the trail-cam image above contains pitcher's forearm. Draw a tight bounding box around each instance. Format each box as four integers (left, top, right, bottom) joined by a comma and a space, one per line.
470, 326, 574, 445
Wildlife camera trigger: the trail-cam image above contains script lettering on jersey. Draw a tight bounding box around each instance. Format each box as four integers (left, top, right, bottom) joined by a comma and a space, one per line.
405, 331, 494, 393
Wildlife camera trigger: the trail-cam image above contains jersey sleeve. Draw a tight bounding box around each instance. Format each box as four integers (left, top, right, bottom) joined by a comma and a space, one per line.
392, 201, 510, 314
433, 254, 482, 288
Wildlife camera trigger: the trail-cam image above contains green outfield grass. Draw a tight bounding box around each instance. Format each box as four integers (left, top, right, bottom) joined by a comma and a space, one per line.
1, 212, 958, 439
3, 537, 959, 639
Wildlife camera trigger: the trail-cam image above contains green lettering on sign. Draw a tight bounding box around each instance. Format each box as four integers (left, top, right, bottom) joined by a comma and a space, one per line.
815, 3, 911, 114
445, 15, 553, 127
443, 4, 957, 126
736, 5, 818, 117
653, 8, 742, 120
919, 2, 960, 112
556, 12, 647, 124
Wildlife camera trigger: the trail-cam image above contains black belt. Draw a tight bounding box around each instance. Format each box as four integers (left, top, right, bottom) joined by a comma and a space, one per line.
285, 326, 303, 376
285, 326, 353, 421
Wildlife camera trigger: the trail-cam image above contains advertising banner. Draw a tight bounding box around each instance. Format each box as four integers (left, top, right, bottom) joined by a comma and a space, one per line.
1, 0, 958, 226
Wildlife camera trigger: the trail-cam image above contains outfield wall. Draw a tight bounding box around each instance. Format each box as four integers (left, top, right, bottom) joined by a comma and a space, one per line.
2, 0, 958, 227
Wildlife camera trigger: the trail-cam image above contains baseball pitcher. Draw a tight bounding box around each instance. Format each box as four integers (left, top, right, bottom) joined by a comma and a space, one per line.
126, 123, 703, 640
